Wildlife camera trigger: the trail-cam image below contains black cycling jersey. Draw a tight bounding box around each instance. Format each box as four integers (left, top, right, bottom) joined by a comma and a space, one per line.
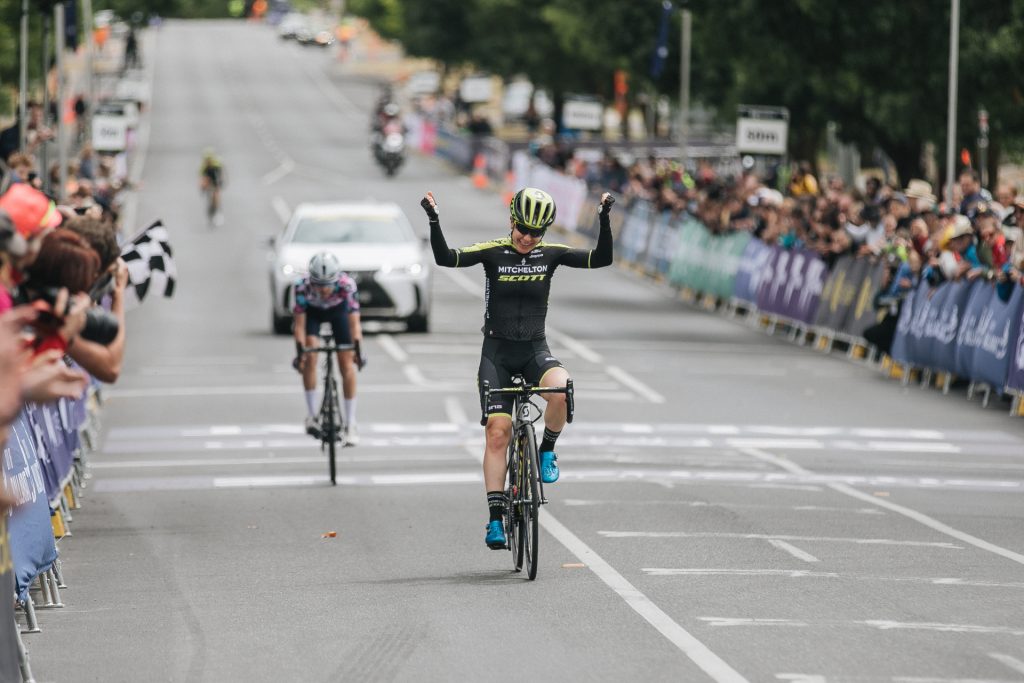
430, 212, 612, 341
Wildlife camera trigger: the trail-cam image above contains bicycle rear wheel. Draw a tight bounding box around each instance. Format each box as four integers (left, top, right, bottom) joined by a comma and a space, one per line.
505, 439, 522, 571
521, 429, 540, 580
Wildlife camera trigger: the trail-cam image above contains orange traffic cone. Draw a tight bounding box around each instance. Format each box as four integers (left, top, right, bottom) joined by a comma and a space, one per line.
471, 153, 488, 189
501, 170, 515, 206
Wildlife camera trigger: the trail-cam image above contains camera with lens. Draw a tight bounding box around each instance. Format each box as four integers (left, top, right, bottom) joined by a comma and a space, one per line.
22, 285, 120, 346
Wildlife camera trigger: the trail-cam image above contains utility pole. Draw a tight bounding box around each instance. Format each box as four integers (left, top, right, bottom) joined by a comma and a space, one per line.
19, 0, 29, 150
977, 108, 989, 189
678, 3, 691, 169
56, 2, 67, 201
943, 0, 960, 208
41, 11, 51, 195
83, 0, 96, 128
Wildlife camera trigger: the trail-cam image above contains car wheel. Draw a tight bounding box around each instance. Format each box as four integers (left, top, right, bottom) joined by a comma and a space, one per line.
272, 311, 292, 335
405, 312, 429, 333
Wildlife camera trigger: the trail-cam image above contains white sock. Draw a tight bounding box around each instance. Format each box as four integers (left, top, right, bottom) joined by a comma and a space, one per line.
344, 398, 356, 426
304, 390, 317, 416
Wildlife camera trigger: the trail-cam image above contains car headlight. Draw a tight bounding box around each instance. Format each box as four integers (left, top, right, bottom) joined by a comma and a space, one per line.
281, 264, 295, 276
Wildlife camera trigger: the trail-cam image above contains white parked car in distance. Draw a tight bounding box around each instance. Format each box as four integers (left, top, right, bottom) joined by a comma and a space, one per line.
269, 201, 432, 334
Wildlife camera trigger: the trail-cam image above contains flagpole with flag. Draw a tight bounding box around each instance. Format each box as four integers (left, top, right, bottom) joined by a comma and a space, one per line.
120, 220, 177, 310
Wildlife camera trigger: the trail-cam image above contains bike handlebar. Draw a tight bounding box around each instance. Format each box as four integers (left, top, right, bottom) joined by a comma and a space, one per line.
301, 343, 355, 354
480, 379, 575, 426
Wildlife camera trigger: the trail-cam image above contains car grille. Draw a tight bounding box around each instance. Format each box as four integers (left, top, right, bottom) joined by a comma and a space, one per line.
350, 271, 395, 313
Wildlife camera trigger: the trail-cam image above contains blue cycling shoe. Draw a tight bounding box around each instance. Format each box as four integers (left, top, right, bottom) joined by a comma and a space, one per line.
540, 451, 559, 483
485, 520, 507, 549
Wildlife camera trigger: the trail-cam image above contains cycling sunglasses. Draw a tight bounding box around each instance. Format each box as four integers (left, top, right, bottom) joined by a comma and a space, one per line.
513, 221, 546, 238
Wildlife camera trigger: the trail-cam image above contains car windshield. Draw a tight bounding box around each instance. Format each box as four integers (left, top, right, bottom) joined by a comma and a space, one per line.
292, 214, 410, 244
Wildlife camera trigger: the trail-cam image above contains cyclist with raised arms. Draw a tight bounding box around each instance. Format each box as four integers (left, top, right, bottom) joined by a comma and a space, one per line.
420, 187, 614, 549
292, 252, 365, 445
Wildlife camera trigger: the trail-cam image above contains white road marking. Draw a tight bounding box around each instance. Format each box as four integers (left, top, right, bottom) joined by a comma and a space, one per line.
402, 364, 428, 386
89, 453, 467, 468
214, 475, 334, 488
740, 447, 1024, 568
548, 328, 603, 363
271, 196, 291, 223
444, 396, 468, 426
459, 444, 748, 682
370, 472, 480, 485
643, 569, 1024, 589
701, 618, 1024, 636
440, 268, 483, 297
605, 365, 666, 403
561, 499, 883, 516
599, 532, 961, 549
768, 539, 820, 563
990, 653, 1024, 675
262, 158, 295, 185
376, 334, 409, 363
539, 514, 751, 682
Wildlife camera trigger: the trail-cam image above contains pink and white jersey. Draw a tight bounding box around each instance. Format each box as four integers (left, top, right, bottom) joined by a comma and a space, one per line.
292, 274, 360, 314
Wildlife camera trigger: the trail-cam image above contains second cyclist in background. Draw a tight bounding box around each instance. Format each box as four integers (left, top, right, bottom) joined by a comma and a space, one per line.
292, 252, 365, 445
199, 149, 225, 226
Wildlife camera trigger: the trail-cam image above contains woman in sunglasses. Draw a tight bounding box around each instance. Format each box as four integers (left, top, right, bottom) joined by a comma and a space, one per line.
421, 186, 614, 549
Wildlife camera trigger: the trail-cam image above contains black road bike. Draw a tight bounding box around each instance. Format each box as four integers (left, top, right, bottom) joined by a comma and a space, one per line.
302, 334, 354, 485
481, 376, 574, 580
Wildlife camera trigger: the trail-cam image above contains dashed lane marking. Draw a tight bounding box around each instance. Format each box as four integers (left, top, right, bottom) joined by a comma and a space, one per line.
768, 539, 820, 563
377, 334, 409, 363
643, 569, 1024, 589
701, 618, 1024, 636
600, 532, 961, 549
741, 447, 1024, 568
990, 653, 1024, 675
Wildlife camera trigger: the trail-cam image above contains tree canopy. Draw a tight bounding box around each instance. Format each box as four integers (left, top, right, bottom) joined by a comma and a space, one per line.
350, 0, 1024, 183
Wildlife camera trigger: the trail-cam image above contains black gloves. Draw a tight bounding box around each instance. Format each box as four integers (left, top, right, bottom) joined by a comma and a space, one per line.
420, 195, 439, 221
600, 193, 615, 216
354, 340, 367, 371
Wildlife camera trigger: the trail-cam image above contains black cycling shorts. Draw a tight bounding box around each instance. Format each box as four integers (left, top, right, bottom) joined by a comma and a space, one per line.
303, 304, 353, 347
478, 337, 563, 421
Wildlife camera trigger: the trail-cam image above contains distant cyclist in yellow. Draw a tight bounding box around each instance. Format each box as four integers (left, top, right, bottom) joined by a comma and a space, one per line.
421, 187, 615, 549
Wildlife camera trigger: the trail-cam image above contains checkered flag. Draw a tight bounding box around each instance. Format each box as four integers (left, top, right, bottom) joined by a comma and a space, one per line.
121, 220, 176, 310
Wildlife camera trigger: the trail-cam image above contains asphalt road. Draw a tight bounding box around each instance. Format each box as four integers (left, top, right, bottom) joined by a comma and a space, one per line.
28, 20, 1024, 683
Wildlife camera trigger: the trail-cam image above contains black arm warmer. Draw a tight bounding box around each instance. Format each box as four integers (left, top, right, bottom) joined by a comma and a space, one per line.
590, 212, 613, 268
430, 219, 458, 266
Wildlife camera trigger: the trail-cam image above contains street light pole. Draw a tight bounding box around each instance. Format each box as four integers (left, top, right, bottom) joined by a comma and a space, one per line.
678, 5, 691, 169
943, 0, 960, 207
56, 2, 68, 202
19, 0, 29, 150
83, 0, 96, 125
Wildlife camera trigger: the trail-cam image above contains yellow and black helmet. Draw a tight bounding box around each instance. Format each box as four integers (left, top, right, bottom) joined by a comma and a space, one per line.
509, 187, 556, 231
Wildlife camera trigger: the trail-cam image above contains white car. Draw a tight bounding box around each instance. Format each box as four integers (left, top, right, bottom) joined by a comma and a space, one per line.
269, 202, 432, 334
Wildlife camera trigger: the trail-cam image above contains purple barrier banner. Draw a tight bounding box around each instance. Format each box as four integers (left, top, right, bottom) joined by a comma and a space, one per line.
928, 281, 971, 373
733, 239, 774, 305
1008, 287, 1024, 392
2, 411, 58, 600
28, 402, 75, 505
755, 247, 828, 324
909, 283, 952, 369
955, 283, 991, 378
962, 283, 1024, 389
890, 282, 928, 364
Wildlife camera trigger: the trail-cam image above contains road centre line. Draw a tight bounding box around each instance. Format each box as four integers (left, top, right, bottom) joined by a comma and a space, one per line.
262, 158, 295, 185
459, 444, 749, 682
271, 196, 291, 224
562, 499, 883, 515
643, 569, 1024, 590
740, 447, 1024, 568
403, 364, 428, 386
768, 540, 820, 563
377, 334, 409, 363
605, 365, 666, 403
990, 653, 1024, 675
701, 618, 1024, 637
599, 532, 961, 549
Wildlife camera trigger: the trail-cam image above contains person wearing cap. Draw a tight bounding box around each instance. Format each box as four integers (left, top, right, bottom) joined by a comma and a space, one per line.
923, 215, 981, 285
904, 179, 937, 216
0, 184, 63, 313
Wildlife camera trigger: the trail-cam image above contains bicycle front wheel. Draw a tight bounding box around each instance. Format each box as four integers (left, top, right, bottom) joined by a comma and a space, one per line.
521, 430, 540, 580
505, 439, 522, 571
322, 374, 340, 485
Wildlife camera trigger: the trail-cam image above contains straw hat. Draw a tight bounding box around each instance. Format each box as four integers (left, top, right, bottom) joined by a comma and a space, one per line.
948, 215, 974, 240
903, 179, 937, 205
